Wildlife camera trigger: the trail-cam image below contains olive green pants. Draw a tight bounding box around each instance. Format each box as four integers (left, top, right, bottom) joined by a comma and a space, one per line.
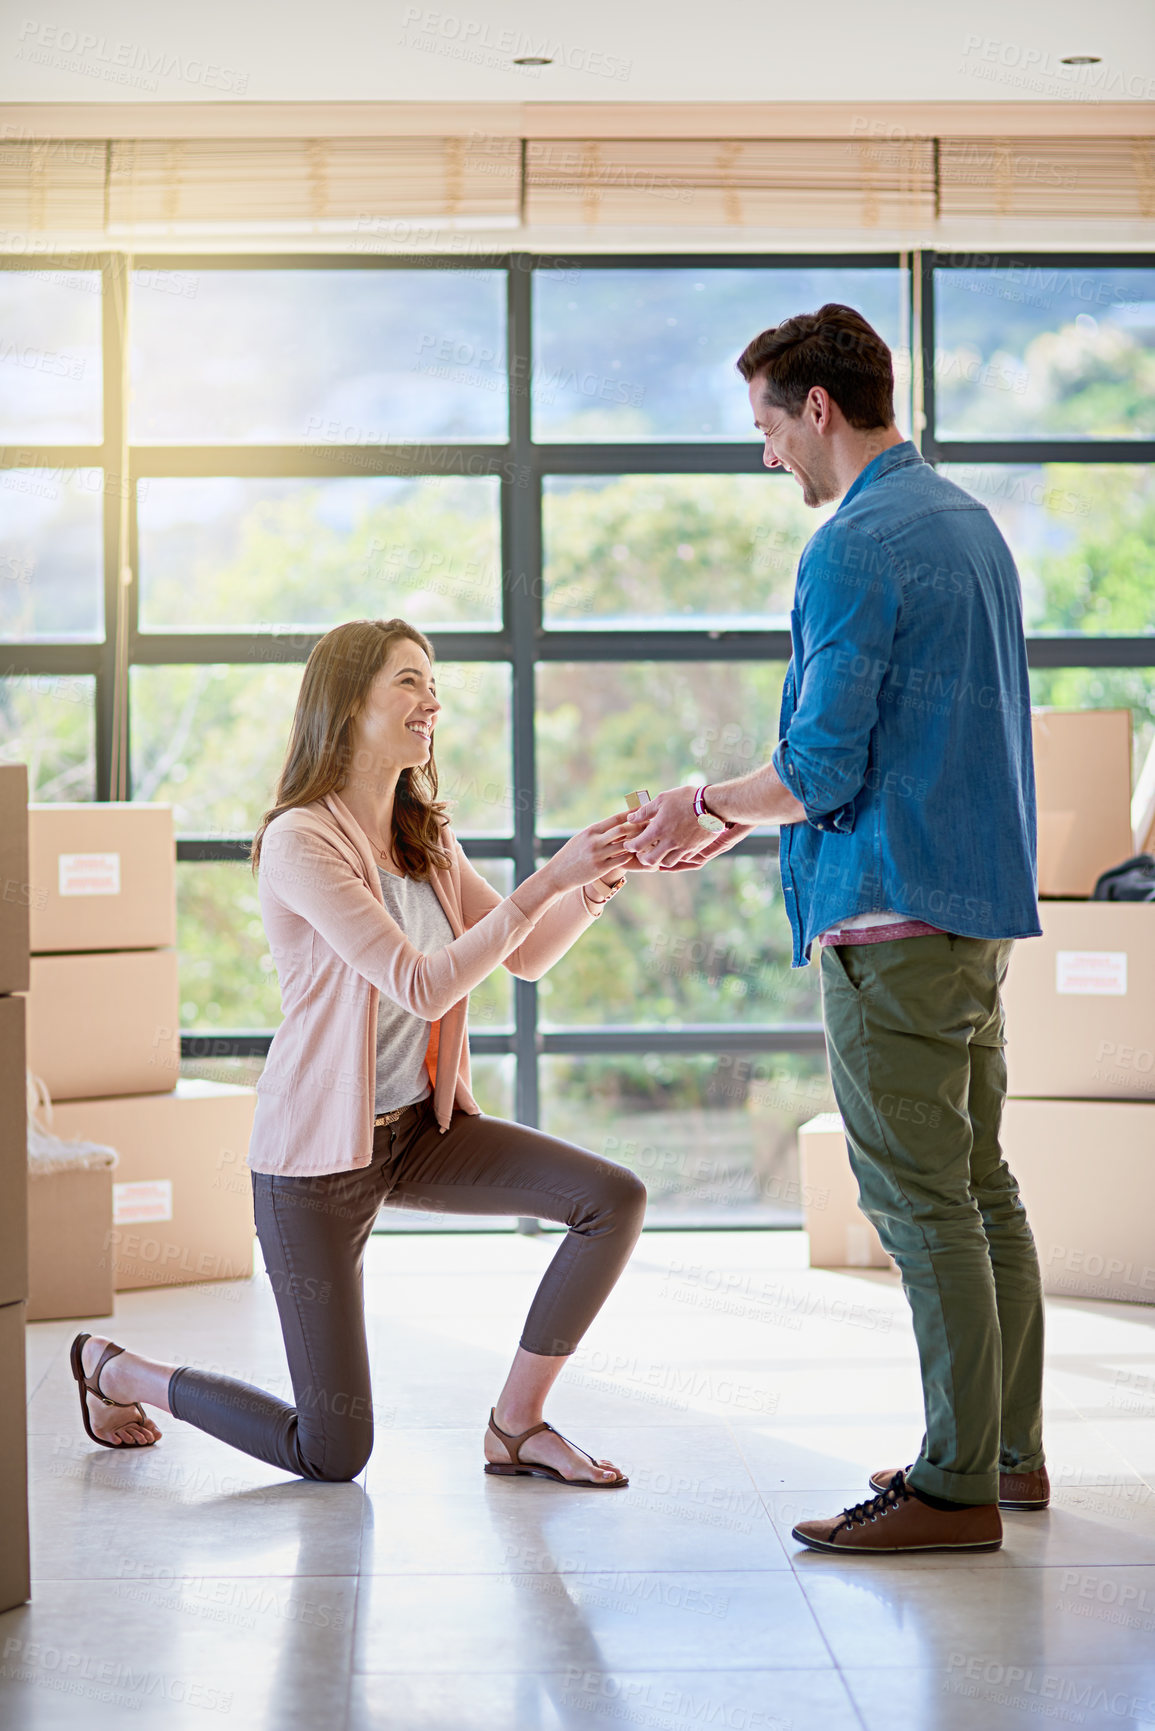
820, 933, 1045, 1505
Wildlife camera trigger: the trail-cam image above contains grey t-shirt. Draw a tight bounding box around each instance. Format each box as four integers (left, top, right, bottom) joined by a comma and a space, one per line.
373, 868, 454, 1113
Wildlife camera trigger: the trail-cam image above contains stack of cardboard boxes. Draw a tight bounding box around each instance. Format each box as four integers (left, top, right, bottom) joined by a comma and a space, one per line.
26, 804, 258, 1312
799, 709, 1155, 1298
796, 1111, 894, 1271
1002, 709, 1155, 1304
0, 765, 31, 1612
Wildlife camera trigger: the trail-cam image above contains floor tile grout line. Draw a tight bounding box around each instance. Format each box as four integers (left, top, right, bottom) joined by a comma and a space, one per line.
36, 1551, 1155, 1587
353, 1565, 806, 1581
348, 1662, 849, 1679
707, 1488, 853, 1686
34, 1556, 1155, 1585
29, 1573, 367, 1586
834, 1665, 875, 1731
16, 1242, 1155, 1729
1072, 1409, 1155, 1495
24, 1327, 77, 1411
336, 1499, 363, 1731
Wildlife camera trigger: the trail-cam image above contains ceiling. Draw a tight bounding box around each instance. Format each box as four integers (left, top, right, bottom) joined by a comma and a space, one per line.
3, 0, 1153, 107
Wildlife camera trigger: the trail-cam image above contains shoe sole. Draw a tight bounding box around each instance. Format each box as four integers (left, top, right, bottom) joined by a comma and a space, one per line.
867, 1474, 1048, 1512
484, 1463, 628, 1489
792, 1526, 1002, 1555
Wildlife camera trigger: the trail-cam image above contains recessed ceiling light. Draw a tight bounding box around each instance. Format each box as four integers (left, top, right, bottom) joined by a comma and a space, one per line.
512, 56, 552, 65
1060, 54, 1101, 64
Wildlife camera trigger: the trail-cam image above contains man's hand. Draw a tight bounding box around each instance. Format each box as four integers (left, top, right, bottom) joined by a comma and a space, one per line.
655, 821, 754, 870
623, 786, 745, 869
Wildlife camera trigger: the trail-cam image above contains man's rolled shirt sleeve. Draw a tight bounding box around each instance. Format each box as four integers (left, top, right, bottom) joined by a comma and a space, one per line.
772, 523, 902, 835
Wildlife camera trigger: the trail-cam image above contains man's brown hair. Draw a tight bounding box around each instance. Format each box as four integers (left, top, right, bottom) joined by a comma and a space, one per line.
736, 302, 895, 429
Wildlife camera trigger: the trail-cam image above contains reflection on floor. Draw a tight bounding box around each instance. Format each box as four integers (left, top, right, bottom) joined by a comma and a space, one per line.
9, 1229, 1155, 1730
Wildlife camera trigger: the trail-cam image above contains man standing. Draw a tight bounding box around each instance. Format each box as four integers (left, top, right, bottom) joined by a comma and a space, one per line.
627, 303, 1047, 1555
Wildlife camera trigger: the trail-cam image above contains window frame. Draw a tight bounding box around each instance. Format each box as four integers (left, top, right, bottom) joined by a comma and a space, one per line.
5, 246, 1154, 1214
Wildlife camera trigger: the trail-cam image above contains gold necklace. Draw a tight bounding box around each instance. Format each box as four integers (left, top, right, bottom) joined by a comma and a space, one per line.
344, 797, 397, 869
359, 820, 394, 867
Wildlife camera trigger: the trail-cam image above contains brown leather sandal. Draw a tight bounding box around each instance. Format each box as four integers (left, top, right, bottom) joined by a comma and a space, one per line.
70, 1333, 157, 1449
484, 1408, 627, 1488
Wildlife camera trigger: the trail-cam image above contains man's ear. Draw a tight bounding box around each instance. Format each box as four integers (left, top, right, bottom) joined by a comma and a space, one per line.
808, 385, 834, 433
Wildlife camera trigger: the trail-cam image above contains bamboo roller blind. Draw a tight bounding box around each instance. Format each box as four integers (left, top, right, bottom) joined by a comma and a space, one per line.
1, 134, 1152, 231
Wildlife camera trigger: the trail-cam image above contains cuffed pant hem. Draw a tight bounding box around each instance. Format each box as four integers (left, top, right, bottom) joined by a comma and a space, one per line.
906, 1460, 999, 1506
999, 1449, 1047, 1473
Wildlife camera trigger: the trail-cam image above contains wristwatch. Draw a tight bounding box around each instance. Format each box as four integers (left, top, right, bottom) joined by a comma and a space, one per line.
694, 785, 733, 835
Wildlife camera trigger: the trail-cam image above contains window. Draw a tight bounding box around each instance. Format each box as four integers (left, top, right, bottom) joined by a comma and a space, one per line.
7, 248, 1152, 1226
533, 265, 910, 440
130, 661, 512, 835
536, 660, 787, 831
938, 464, 1155, 638
0, 468, 104, 641
0, 269, 102, 441
137, 476, 502, 632
542, 475, 834, 629
130, 267, 509, 443
933, 264, 1155, 440
538, 857, 818, 1030
541, 1054, 835, 1225
928, 254, 1155, 808
0, 675, 96, 801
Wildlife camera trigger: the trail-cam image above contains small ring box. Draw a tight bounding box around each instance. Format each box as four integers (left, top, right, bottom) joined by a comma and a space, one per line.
624, 790, 651, 812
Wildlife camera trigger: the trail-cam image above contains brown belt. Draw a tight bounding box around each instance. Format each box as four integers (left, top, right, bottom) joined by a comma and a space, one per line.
373, 1104, 413, 1128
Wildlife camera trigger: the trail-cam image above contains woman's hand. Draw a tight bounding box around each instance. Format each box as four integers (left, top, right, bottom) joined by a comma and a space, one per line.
615, 823, 661, 874
544, 812, 636, 893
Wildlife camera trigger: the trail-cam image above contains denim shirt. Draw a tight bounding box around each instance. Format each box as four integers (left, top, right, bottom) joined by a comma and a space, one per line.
772, 441, 1041, 967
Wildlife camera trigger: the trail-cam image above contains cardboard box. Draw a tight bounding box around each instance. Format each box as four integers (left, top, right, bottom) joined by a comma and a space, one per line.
1002, 1098, 1155, 1303
797, 1114, 894, 1270
1004, 902, 1155, 1101
0, 764, 30, 994
1033, 709, 1133, 897
1133, 733, 1155, 857
28, 1165, 116, 1323
26, 948, 180, 1102
0, 1298, 30, 1613
48, 1081, 257, 1291
28, 802, 175, 954
0, 994, 28, 1308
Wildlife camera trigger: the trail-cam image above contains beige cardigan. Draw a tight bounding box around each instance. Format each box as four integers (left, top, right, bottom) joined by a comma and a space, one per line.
248, 791, 601, 1176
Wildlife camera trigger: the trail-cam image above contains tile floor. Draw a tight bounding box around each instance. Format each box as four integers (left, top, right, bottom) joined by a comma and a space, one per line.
6, 1228, 1155, 1729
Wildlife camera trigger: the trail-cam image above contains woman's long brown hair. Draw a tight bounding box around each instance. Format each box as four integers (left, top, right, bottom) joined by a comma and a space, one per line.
250, 618, 451, 879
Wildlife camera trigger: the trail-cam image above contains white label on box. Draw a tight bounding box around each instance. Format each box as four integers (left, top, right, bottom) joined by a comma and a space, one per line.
113, 1179, 173, 1224
1056, 950, 1128, 996
58, 852, 121, 897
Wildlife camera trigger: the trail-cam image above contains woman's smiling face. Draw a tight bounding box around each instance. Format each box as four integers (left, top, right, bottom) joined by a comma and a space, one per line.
350, 638, 441, 778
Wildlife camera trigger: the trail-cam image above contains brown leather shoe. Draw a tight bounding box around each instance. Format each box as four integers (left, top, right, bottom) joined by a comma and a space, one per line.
792, 1473, 1002, 1555
869, 1463, 1049, 1511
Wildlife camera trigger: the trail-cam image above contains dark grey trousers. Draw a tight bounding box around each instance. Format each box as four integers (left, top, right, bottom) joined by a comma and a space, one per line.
167, 1101, 647, 1481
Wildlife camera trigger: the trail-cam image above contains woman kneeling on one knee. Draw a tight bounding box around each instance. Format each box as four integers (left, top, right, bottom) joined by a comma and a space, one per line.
71, 616, 648, 1487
